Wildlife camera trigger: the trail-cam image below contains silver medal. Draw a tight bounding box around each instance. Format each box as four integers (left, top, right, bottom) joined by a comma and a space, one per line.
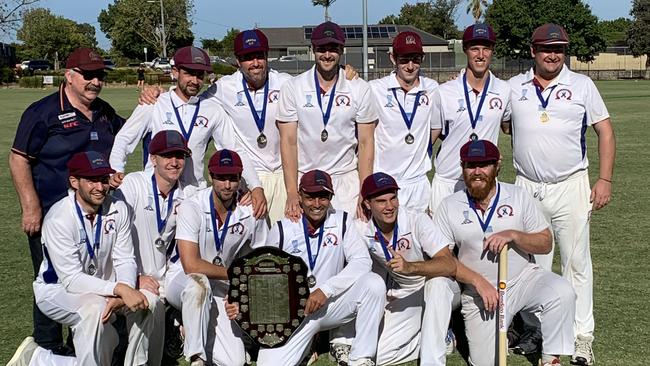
257, 133, 267, 147
404, 133, 415, 144
469, 132, 478, 141
88, 263, 96, 275
320, 129, 328, 142
155, 238, 165, 248
213, 256, 223, 266
307, 275, 316, 288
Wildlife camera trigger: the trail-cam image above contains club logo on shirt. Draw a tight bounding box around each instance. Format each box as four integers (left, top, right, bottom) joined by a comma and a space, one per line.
104, 219, 116, 234
290, 240, 301, 254
518, 89, 528, 101
303, 94, 314, 108
419, 93, 429, 106
229, 223, 244, 235
555, 88, 572, 100
323, 233, 338, 246
335, 95, 350, 106
461, 210, 473, 224
489, 97, 503, 110
496, 205, 514, 218
144, 196, 154, 211
163, 112, 174, 125
235, 92, 245, 106
397, 237, 411, 250
384, 94, 394, 108
195, 116, 209, 127
456, 99, 466, 112
268, 90, 280, 103
366, 237, 377, 252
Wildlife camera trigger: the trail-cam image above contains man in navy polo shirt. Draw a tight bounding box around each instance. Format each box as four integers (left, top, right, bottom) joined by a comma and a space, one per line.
8, 46, 124, 354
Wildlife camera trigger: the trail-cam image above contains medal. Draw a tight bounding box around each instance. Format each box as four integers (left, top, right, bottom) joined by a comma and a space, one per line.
213, 256, 223, 266
463, 72, 490, 136
242, 77, 270, 148
74, 198, 102, 269
540, 111, 549, 123
88, 263, 96, 275
534, 82, 557, 124
257, 133, 267, 147
392, 88, 421, 147
210, 193, 232, 268
404, 133, 414, 144
307, 275, 317, 288
152, 174, 177, 247
469, 132, 478, 141
320, 129, 328, 142
155, 237, 165, 248
374, 219, 399, 261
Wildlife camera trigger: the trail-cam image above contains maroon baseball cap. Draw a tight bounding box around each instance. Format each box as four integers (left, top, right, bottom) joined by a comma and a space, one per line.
392, 31, 423, 55
361, 172, 400, 200
67, 151, 115, 178
173, 46, 212, 72
208, 149, 243, 175
311, 21, 345, 47
300, 170, 334, 195
148, 130, 191, 156
66, 47, 106, 71
234, 29, 269, 57
531, 23, 569, 45
460, 140, 500, 163
462, 23, 496, 46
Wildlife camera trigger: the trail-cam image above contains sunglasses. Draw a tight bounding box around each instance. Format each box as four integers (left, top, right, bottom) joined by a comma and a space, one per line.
534, 45, 567, 54
238, 52, 267, 62
73, 68, 107, 81
396, 54, 423, 65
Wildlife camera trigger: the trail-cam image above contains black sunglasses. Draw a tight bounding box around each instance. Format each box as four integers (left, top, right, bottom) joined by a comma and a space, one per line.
73, 68, 107, 81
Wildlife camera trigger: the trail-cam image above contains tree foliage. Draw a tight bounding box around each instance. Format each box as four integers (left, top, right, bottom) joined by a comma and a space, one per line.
16, 8, 97, 61
627, 0, 650, 68
201, 28, 240, 57
312, 0, 337, 21
98, 0, 194, 60
485, 0, 606, 62
599, 18, 632, 47
378, 0, 461, 39
466, 0, 488, 22
0, 0, 38, 35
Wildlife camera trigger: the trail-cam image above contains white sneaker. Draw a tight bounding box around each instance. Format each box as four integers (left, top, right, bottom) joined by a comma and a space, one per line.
329, 343, 351, 365
445, 328, 456, 355
571, 334, 595, 365
349, 358, 375, 366
7, 337, 38, 366
189, 358, 206, 366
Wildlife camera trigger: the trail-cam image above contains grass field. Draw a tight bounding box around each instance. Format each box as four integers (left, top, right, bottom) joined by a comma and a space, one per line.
0, 81, 649, 365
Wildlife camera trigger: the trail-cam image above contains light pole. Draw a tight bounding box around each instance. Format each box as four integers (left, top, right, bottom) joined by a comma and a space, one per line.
148, 0, 167, 58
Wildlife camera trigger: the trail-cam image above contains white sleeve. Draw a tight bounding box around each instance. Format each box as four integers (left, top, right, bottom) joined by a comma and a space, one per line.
318, 215, 372, 298
109, 104, 154, 173
114, 174, 138, 211
111, 204, 137, 287
276, 79, 298, 122
501, 83, 512, 122
414, 213, 448, 257
431, 200, 457, 249
584, 78, 610, 125
175, 199, 202, 243
264, 222, 282, 249
354, 80, 379, 124
429, 89, 444, 130
519, 189, 551, 233
249, 216, 270, 249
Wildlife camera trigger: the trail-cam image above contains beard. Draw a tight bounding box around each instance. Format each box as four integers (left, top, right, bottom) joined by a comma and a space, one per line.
464, 170, 497, 202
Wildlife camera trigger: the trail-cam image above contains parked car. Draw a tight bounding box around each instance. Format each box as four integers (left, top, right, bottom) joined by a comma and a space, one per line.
152, 57, 172, 73
278, 55, 299, 62
103, 59, 116, 70
20, 60, 52, 72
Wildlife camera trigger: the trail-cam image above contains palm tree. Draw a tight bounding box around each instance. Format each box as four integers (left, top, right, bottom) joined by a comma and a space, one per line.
312, 0, 337, 22
466, 0, 488, 22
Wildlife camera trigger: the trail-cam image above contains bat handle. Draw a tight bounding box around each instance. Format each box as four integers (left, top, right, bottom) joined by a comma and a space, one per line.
498, 244, 508, 365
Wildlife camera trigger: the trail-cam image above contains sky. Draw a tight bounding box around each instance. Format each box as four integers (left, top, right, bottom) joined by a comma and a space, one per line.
4, 0, 633, 50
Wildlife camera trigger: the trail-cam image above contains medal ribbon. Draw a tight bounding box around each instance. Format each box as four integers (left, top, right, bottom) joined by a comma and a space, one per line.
465, 183, 501, 235
241, 76, 269, 134
170, 94, 201, 141
73, 199, 103, 261
151, 174, 177, 235
463, 72, 491, 130
314, 69, 338, 131
373, 220, 399, 261
534, 81, 557, 110
302, 215, 325, 271
391, 88, 421, 132
209, 193, 232, 255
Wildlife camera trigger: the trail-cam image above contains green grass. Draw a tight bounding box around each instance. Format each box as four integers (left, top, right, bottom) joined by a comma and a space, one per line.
1, 81, 649, 365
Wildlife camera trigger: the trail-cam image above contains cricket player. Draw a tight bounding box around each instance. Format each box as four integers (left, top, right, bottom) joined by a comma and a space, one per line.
370, 32, 439, 213
504, 23, 616, 365
165, 149, 268, 365
9, 151, 153, 366
434, 139, 575, 366
429, 23, 511, 215
244, 169, 385, 366
277, 21, 378, 219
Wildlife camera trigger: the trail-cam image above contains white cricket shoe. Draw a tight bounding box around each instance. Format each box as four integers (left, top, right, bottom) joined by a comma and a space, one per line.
571, 334, 595, 366
7, 337, 38, 366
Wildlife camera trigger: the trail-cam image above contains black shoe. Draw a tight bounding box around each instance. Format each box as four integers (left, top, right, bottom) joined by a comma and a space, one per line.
163, 306, 184, 363
512, 326, 542, 355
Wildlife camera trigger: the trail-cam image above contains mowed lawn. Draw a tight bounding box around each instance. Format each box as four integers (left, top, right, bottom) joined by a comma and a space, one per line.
0, 80, 648, 365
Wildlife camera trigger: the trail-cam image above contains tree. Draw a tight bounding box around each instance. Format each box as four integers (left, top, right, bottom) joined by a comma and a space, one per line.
466, 0, 488, 22
201, 28, 240, 57
98, 0, 194, 60
485, 0, 606, 62
312, 0, 337, 22
600, 18, 632, 47
378, 0, 461, 39
0, 0, 39, 35
627, 0, 650, 69
16, 8, 97, 61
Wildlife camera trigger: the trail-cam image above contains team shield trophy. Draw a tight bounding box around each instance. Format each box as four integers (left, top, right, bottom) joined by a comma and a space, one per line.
227, 247, 310, 348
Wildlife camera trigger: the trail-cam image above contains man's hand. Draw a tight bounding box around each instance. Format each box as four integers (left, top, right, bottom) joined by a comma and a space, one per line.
473, 275, 498, 313
356, 196, 368, 222
590, 179, 612, 211
387, 247, 413, 275
238, 190, 252, 206
344, 64, 359, 80
139, 86, 163, 105
304, 288, 328, 315
483, 231, 515, 255
224, 296, 239, 321
137, 275, 160, 296
109, 172, 125, 189
21, 202, 42, 236
284, 192, 302, 222
101, 297, 125, 323
250, 187, 267, 219
114, 283, 149, 312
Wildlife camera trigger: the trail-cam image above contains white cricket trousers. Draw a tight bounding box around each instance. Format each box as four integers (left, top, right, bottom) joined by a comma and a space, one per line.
515, 170, 594, 338
461, 265, 576, 366
330, 170, 360, 216
420, 277, 461, 366
32, 282, 156, 366
256, 272, 386, 366
429, 174, 466, 217
165, 266, 246, 365
395, 175, 431, 214
259, 169, 287, 224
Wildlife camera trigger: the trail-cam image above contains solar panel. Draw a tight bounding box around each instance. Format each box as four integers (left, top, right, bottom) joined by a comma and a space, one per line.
304, 26, 398, 40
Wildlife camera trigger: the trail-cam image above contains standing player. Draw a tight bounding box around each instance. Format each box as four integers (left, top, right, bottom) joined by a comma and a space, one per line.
434, 139, 575, 366
165, 149, 268, 366
429, 23, 510, 215
277, 21, 378, 219
370, 32, 438, 213
9, 47, 124, 355
248, 169, 385, 366
504, 23, 616, 365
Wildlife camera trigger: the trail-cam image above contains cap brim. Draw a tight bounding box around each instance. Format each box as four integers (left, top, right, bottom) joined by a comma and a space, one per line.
362, 185, 400, 200
209, 167, 243, 175
461, 157, 499, 163
300, 186, 335, 195
75, 63, 108, 71
235, 47, 269, 57
177, 63, 213, 72
533, 40, 569, 45
73, 167, 116, 177
312, 38, 345, 47
153, 147, 192, 156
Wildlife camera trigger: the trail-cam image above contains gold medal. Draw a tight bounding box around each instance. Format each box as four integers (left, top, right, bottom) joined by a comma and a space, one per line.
540, 111, 549, 123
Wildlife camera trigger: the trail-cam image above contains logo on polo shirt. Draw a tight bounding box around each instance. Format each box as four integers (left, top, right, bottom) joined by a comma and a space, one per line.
195, 116, 209, 127
419, 93, 429, 106
385, 94, 394, 108
456, 99, 466, 112
303, 94, 314, 108
555, 88, 572, 100
397, 237, 411, 250
323, 233, 338, 246
163, 112, 174, 125
268, 90, 280, 103
144, 196, 154, 211
335, 95, 350, 106
461, 210, 473, 224
235, 92, 245, 106
518, 89, 529, 101
496, 204, 514, 218
489, 97, 503, 110
290, 239, 301, 254
229, 222, 244, 235
104, 219, 116, 234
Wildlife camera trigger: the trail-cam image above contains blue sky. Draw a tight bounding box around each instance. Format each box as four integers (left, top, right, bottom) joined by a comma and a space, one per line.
4, 0, 633, 49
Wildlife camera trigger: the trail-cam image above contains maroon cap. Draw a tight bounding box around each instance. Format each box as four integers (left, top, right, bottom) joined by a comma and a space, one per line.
311, 21, 345, 47
300, 170, 334, 194
173, 46, 212, 72
462, 23, 496, 46
361, 172, 400, 200
67, 151, 115, 178
392, 31, 423, 55
148, 130, 191, 156
531, 23, 569, 45
208, 149, 243, 175
460, 140, 500, 163
66, 47, 105, 71
234, 29, 269, 57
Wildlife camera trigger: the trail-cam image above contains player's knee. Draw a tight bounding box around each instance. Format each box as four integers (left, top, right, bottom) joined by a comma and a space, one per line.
358, 272, 386, 297
424, 276, 455, 298
213, 346, 246, 366
78, 298, 105, 322
182, 273, 211, 305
